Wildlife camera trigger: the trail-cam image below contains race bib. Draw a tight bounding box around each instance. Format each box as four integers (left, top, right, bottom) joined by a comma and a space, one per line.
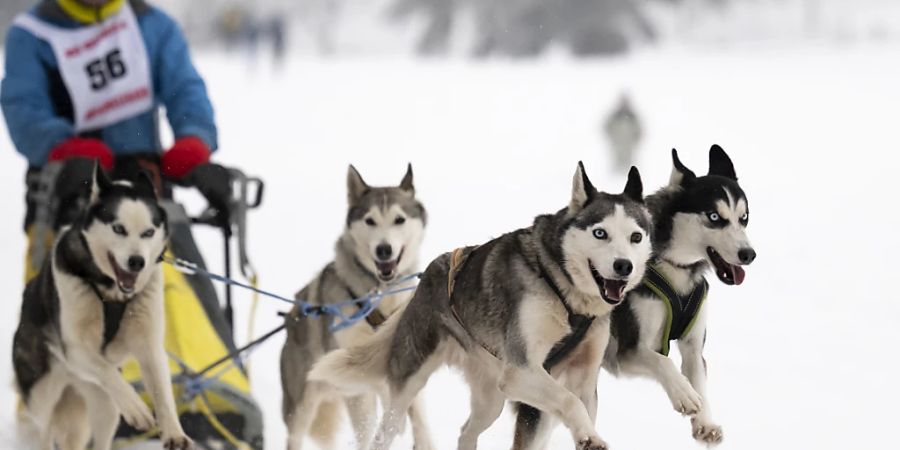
13, 3, 154, 132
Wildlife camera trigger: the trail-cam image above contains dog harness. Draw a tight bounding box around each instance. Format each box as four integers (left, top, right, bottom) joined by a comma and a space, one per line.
302, 263, 388, 330
89, 283, 131, 353
642, 264, 708, 356
447, 246, 595, 370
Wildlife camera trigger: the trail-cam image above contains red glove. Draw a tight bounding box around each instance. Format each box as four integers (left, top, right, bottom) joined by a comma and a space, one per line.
48, 137, 114, 170
161, 136, 211, 179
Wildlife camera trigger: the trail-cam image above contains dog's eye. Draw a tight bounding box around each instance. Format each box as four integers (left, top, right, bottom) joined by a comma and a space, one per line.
140, 229, 155, 239
740, 213, 749, 224
630, 232, 643, 244
593, 228, 607, 240
394, 216, 406, 225
112, 224, 127, 236
365, 218, 376, 227
707, 212, 721, 222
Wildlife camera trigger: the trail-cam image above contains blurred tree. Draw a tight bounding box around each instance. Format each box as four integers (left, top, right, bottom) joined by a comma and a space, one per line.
390, 0, 657, 58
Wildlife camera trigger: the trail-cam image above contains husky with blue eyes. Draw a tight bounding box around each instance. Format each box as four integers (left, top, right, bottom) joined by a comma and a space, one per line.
512, 145, 757, 449
310, 163, 652, 450
12, 164, 189, 450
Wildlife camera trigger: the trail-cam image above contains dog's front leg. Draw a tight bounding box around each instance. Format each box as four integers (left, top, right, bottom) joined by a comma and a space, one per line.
678, 336, 723, 445
499, 364, 606, 450
65, 347, 156, 432
618, 347, 703, 416
135, 344, 192, 449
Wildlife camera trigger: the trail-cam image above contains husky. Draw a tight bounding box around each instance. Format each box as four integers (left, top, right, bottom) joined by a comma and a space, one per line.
12, 165, 189, 450
310, 163, 653, 450
280, 164, 433, 450
512, 145, 757, 449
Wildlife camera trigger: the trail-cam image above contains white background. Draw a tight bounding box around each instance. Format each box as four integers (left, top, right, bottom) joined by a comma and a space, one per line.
1, 30, 899, 450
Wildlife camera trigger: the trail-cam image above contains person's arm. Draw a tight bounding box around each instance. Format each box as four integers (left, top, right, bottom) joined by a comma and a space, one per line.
1, 25, 75, 166
150, 10, 218, 153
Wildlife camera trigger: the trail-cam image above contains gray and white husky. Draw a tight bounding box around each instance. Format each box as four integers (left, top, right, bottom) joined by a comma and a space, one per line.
280, 164, 433, 450
310, 163, 653, 450
12, 165, 189, 450
512, 145, 756, 449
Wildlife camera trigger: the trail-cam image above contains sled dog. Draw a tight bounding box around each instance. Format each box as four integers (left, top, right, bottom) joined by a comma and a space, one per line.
311, 163, 652, 450
13, 165, 189, 450
514, 145, 757, 449
280, 164, 433, 450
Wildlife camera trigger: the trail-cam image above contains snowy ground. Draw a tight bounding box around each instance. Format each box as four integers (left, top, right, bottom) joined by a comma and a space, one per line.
1, 43, 900, 449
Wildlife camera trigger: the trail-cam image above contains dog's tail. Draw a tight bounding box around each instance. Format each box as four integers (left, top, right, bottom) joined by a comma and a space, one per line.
308, 302, 406, 394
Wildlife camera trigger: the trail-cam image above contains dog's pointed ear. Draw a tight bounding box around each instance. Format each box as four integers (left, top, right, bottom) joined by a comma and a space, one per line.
399, 163, 415, 195
347, 164, 369, 205
133, 170, 158, 199
90, 161, 111, 204
570, 161, 595, 213
708, 144, 737, 180
669, 148, 696, 187
623, 166, 643, 203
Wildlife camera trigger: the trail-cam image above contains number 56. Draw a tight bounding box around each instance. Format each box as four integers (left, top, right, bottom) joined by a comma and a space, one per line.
85, 49, 128, 91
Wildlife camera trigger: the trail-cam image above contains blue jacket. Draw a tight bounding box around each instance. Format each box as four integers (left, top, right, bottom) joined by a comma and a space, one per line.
1, 0, 217, 167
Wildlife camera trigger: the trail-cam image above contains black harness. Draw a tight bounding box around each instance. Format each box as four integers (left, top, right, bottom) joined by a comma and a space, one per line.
537, 267, 595, 371
89, 283, 132, 353
642, 264, 708, 356
447, 245, 595, 369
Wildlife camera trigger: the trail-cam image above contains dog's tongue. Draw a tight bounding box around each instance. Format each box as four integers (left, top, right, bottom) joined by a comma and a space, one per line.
730, 265, 746, 286
376, 260, 398, 277
604, 280, 627, 301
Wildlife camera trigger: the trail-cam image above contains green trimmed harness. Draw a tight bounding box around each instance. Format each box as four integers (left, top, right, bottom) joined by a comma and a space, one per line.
642, 264, 708, 356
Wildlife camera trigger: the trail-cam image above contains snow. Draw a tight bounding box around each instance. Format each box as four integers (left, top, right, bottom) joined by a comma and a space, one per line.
1, 43, 900, 449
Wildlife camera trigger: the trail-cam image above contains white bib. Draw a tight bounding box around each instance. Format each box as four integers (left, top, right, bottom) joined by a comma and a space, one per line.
13, 3, 154, 132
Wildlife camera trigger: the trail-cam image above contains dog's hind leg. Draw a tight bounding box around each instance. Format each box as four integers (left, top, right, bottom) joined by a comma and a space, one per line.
498, 364, 605, 450
71, 380, 119, 450
49, 386, 89, 450
511, 407, 557, 450
285, 382, 325, 450
458, 370, 504, 450
678, 336, 723, 445
371, 346, 446, 450
345, 393, 376, 450
407, 394, 436, 450
23, 363, 70, 449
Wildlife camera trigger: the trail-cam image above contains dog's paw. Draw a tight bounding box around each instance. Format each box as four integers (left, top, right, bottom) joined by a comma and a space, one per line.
577, 436, 608, 450
691, 418, 723, 445
162, 434, 193, 450
666, 377, 702, 416
118, 394, 155, 431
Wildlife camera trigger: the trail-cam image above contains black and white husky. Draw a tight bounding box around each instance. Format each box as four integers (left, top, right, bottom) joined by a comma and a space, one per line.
310, 163, 653, 450
12, 165, 189, 450
513, 145, 756, 449
280, 165, 433, 450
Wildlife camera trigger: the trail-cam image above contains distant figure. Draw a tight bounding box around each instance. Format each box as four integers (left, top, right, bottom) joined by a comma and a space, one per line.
269, 15, 287, 66
604, 94, 643, 171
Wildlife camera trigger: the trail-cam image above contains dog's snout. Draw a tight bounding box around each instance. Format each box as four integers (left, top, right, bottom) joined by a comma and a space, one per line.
738, 248, 756, 265
127, 256, 145, 272
613, 259, 633, 277
375, 244, 393, 261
